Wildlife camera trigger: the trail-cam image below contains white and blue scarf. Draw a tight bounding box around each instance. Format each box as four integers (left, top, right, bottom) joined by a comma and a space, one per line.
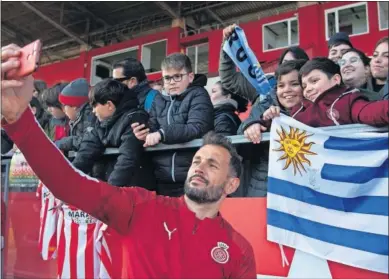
223, 26, 272, 96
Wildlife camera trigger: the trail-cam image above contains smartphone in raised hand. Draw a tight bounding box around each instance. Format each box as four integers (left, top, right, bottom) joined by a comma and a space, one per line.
7, 39, 42, 79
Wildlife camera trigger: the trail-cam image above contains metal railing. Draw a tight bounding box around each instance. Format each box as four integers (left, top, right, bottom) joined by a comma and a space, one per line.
68, 124, 388, 157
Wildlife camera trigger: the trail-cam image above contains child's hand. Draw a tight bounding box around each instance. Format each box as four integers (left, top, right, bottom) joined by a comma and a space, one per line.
144, 132, 161, 147
131, 122, 149, 141
223, 24, 237, 41
244, 123, 267, 144
263, 106, 281, 121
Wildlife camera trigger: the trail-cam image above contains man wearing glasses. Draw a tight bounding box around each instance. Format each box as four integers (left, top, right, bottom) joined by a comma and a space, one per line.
112, 57, 159, 190
338, 48, 379, 101
112, 58, 158, 112
133, 53, 214, 197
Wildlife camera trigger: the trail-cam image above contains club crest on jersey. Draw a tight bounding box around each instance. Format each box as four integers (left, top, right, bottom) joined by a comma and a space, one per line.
67, 209, 96, 225
211, 242, 230, 264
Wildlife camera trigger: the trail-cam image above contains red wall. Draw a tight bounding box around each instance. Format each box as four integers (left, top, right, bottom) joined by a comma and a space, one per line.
34, 54, 86, 87
35, 2, 387, 86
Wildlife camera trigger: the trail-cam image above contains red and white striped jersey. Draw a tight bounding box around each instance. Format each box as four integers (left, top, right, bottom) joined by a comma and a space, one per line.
96, 224, 113, 279
37, 182, 59, 261
56, 204, 111, 279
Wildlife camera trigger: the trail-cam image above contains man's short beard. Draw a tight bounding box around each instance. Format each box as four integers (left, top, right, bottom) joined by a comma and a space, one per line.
184, 178, 226, 204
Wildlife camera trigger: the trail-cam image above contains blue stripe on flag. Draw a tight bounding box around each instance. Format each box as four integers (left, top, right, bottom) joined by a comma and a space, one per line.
267, 209, 389, 256
324, 136, 388, 151
268, 177, 388, 216
321, 159, 388, 184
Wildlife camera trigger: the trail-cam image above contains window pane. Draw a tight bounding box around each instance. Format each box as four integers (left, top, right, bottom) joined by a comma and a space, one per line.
102, 49, 138, 64
186, 46, 196, 72
196, 44, 209, 74
327, 12, 336, 38
141, 41, 167, 73
264, 20, 290, 50
96, 65, 110, 79
290, 20, 299, 45
379, 2, 389, 30
338, 4, 368, 36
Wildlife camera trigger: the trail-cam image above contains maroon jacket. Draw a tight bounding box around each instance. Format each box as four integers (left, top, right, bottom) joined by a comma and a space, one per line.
290, 85, 389, 127
3, 108, 256, 279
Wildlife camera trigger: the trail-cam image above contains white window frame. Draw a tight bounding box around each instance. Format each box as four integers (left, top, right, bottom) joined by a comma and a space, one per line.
90, 46, 139, 85
140, 39, 168, 74
378, 2, 388, 31
325, 2, 369, 40
262, 17, 299, 52
186, 43, 209, 74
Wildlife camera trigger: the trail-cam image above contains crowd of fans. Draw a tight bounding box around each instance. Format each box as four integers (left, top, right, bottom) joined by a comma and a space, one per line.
1, 27, 388, 198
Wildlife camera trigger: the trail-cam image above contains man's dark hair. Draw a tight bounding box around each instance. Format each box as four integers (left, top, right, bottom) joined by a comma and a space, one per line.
34, 80, 47, 95
89, 79, 127, 108
375, 36, 388, 50
275, 59, 307, 81
299, 57, 340, 84
161, 53, 192, 73
329, 40, 353, 49
342, 48, 371, 66
30, 96, 42, 110
30, 96, 50, 128
41, 82, 69, 108
215, 81, 248, 113
278, 47, 309, 65
113, 58, 147, 83
202, 131, 242, 178
328, 32, 353, 49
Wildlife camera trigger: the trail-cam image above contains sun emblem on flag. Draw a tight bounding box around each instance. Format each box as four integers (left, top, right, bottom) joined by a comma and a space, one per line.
273, 126, 317, 175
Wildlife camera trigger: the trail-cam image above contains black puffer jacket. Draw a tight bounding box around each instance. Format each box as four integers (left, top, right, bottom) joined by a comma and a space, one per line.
149, 74, 214, 196
72, 90, 149, 187
55, 103, 96, 152
214, 99, 241, 136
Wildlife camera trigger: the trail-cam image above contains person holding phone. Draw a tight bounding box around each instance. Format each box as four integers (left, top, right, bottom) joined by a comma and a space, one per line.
71, 78, 150, 188
1, 43, 256, 279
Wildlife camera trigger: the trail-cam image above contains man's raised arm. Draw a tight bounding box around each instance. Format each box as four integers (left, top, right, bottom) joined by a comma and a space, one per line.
1, 44, 154, 235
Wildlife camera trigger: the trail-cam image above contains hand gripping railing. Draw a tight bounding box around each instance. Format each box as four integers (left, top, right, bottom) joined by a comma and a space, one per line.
68, 124, 388, 157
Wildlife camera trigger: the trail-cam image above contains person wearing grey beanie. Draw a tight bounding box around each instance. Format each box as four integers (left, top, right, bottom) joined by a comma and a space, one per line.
55, 78, 96, 153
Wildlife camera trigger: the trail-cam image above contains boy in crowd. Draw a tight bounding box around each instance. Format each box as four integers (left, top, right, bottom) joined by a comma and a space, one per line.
264, 57, 389, 127
133, 53, 214, 197
72, 79, 149, 187
327, 32, 353, 63
40, 82, 70, 141
55, 78, 96, 153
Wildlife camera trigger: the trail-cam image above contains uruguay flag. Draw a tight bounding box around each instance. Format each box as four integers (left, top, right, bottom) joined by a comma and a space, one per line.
267, 115, 388, 274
